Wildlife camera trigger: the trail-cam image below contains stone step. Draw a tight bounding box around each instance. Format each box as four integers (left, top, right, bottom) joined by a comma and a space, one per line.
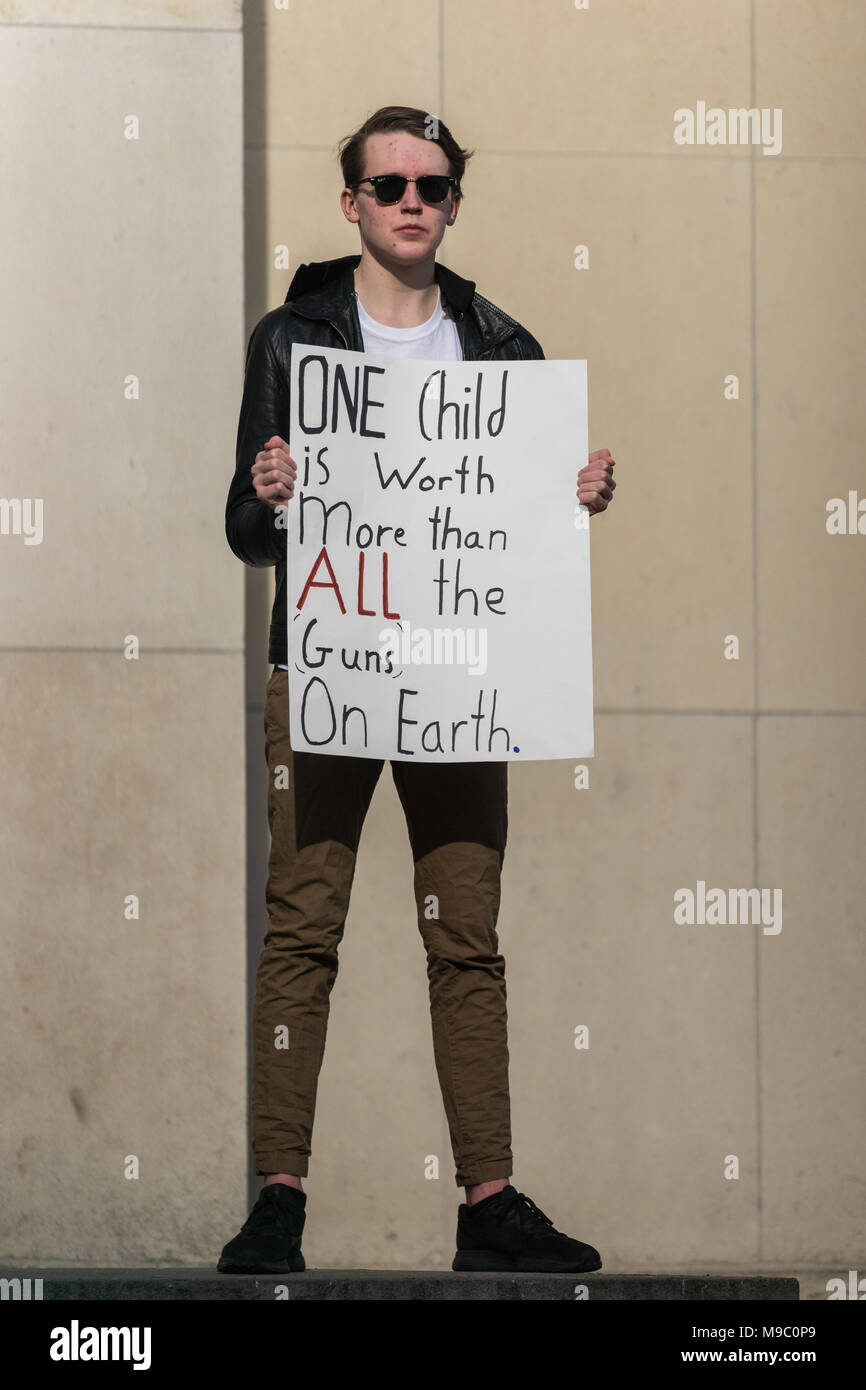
0, 1267, 799, 1301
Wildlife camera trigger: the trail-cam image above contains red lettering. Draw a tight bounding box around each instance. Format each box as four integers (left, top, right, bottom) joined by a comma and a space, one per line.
382, 551, 400, 620
296, 547, 401, 618
357, 550, 375, 616
296, 546, 346, 613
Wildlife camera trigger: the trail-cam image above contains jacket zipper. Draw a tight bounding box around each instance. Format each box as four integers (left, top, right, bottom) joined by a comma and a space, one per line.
328, 321, 349, 350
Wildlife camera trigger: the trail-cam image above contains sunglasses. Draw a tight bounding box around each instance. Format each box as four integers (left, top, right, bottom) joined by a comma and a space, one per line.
353, 174, 457, 205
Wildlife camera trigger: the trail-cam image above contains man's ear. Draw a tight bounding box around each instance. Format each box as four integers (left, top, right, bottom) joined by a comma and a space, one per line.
447, 194, 462, 226
340, 187, 360, 224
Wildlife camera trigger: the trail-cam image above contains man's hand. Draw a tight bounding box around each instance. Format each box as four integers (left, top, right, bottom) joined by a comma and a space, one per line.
252, 435, 297, 509
577, 449, 616, 515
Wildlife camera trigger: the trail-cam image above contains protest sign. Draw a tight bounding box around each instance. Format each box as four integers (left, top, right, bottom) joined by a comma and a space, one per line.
284, 344, 593, 762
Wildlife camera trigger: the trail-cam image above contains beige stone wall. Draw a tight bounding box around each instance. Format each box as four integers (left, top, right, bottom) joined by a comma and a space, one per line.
2, 0, 863, 1279
0, 1, 247, 1263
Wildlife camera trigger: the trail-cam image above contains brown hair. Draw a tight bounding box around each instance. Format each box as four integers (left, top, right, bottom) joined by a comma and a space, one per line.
338, 105, 473, 198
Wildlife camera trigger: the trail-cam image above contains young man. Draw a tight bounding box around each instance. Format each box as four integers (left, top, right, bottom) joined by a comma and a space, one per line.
220, 106, 616, 1275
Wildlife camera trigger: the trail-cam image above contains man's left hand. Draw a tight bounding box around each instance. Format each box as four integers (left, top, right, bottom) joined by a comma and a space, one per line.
577, 449, 616, 515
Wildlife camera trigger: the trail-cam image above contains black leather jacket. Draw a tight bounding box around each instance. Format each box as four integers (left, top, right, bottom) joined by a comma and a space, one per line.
225, 252, 546, 667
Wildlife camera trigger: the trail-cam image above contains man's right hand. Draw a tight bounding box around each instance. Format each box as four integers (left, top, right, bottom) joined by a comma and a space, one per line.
252, 435, 297, 509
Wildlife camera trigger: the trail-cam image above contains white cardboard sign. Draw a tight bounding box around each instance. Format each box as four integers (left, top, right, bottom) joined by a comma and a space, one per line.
285, 343, 593, 762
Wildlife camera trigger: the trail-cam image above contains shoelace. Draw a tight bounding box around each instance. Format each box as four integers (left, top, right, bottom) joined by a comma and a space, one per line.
240, 1186, 299, 1235
508, 1190, 558, 1232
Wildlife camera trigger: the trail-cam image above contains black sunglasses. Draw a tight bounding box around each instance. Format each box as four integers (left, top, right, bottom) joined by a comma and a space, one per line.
353, 174, 457, 205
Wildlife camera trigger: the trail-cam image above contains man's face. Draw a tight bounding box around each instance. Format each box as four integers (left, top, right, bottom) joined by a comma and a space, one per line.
340, 130, 461, 264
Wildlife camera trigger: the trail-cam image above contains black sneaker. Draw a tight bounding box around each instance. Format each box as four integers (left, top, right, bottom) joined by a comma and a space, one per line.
452, 1184, 602, 1273
217, 1183, 306, 1274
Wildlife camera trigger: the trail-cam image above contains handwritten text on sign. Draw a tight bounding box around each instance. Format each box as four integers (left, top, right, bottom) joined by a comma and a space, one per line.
285, 345, 593, 762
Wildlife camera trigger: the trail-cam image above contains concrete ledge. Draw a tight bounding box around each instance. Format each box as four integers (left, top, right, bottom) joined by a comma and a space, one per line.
0, 1268, 799, 1301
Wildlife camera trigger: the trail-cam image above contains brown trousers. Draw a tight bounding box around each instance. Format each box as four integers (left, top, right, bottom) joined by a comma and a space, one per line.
252, 668, 513, 1187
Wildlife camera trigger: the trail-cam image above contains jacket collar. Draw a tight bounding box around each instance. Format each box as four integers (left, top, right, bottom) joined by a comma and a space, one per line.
284, 253, 524, 356
284, 252, 477, 319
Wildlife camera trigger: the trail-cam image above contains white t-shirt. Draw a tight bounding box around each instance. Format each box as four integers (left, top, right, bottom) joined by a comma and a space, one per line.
355, 286, 462, 361
276, 287, 462, 670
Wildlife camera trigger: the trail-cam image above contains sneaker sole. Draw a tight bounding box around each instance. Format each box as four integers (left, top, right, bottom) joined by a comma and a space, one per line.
452, 1249, 602, 1274
217, 1251, 306, 1274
